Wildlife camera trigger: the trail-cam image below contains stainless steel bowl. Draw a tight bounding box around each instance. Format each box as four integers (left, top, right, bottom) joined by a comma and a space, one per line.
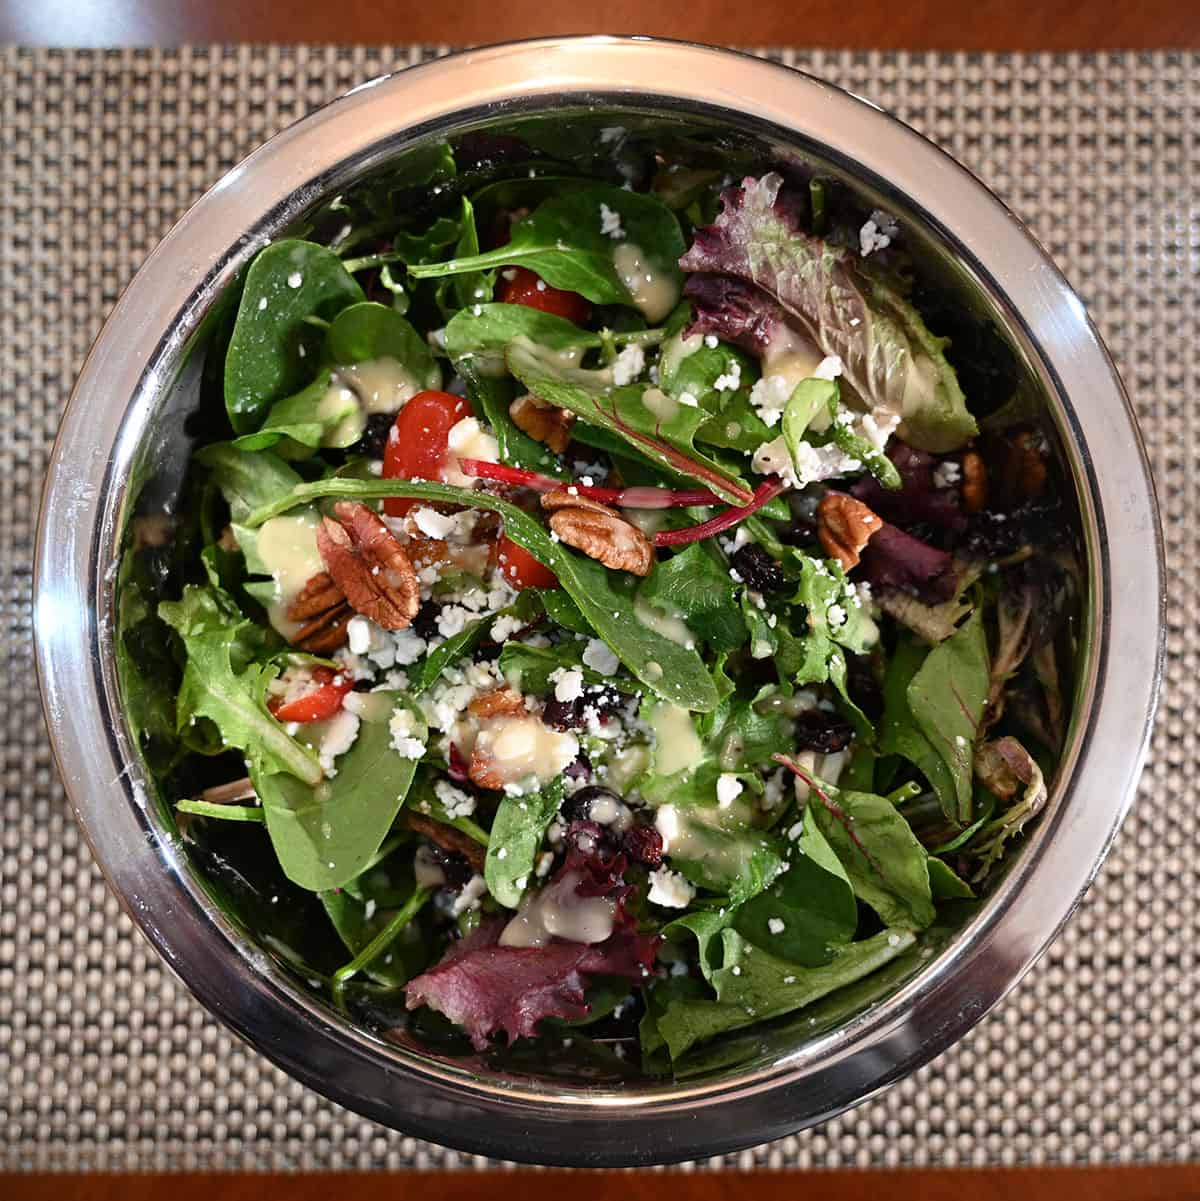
34, 37, 1162, 1166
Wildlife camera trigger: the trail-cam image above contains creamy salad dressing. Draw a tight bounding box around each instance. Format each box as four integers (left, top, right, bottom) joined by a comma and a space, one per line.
471, 715, 579, 793
641, 386, 680, 424
613, 243, 679, 322
338, 355, 423, 414
659, 329, 704, 381
499, 870, 617, 948
255, 512, 324, 638
315, 380, 365, 446
649, 703, 704, 777
635, 598, 695, 649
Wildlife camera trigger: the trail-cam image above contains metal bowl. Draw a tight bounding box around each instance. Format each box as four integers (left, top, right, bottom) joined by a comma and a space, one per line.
34, 37, 1162, 1166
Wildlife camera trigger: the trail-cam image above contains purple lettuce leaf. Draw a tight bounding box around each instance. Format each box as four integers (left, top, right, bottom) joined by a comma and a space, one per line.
679, 174, 977, 454
855, 520, 958, 604
850, 441, 966, 531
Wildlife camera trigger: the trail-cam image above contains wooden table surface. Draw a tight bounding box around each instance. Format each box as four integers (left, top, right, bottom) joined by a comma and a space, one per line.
3, 0, 1198, 1192
1, 0, 1199, 50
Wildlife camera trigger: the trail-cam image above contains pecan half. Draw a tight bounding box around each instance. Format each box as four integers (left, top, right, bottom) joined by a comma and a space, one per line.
467, 686, 526, 719
960, 450, 988, 513
817, 493, 883, 572
405, 812, 486, 873
540, 488, 654, 576
287, 571, 353, 653
510, 393, 575, 454
315, 501, 420, 630
467, 744, 507, 791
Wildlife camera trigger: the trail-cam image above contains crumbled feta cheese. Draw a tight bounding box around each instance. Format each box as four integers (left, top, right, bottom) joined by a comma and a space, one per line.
761, 768, 788, 811
748, 373, 793, 428
647, 867, 696, 909
389, 626, 427, 667
490, 613, 524, 642
859, 210, 898, 256
716, 773, 744, 809
813, 355, 843, 380
388, 707, 426, 759
611, 343, 645, 386
451, 873, 487, 915
410, 506, 458, 540
435, 779, 475, 819
712, 360, 742, 392
347, 615, 374, 656
599, 202, 625, 239
703, 334, 719, 349
316, 709, 360, 777
827, 603, 847, 628
767, 917, 786, 935
286, 272, 303, 288
257, 296, 268, 311
753, 433, 864, 489
861, 409, 900, 453
678, 391, 699, 407
551, 667, 585, 703
933, 459, 962, 489
436, 605, 473, 639
581, 638, 620, 676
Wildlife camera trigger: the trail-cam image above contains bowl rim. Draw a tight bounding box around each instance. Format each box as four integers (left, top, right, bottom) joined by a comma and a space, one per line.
33, 35, 1163, 1166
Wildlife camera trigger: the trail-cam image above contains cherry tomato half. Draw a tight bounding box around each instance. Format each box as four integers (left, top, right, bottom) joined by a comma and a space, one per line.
382, 390, 472, 517
496, 533, 558, 590
496, 266, 591, 326
269, 667, 354, 724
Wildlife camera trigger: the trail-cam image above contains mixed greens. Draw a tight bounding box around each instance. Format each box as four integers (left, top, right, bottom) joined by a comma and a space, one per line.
118, 129, 1079, 1074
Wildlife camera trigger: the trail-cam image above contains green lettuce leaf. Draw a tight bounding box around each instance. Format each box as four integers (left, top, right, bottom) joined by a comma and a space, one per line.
485, 779, 565, 909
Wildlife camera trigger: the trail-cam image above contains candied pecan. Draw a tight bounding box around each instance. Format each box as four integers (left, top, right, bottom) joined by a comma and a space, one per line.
960, 450, 988, 513
817, 493, 883, 572
540, 489, 655, 577
467, 686, 526, 719
286, 571, 353, 653
1008, 431, 1048, 502
315, 501, 419, 630
405, 812, 486, 873
510, 393, 575, 454
467, 743, 506, 791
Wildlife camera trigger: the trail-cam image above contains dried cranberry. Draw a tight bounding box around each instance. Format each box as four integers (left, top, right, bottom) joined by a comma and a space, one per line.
561, 785, 623, 826
622, 823, 663, 868
411, 603, 441, 641
357, 411, 396, 460
793, 711, 855, 753
844, 652, 884, 721
731, 543, 787, 593
542, 696, 584, 730
447, 742, 470, 783
423, 843, 474, 890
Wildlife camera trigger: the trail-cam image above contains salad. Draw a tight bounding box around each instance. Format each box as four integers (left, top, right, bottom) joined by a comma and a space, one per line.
118, 134, 1078, 1073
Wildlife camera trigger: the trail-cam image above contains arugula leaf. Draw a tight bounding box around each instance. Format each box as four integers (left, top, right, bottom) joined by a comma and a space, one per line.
506, 336, 754, 505
657, 927, 916, 1059
408, 182, 685, 319
194, 443, 304, 524
485, 778, 565, 909
879, 635, 956, 806
537, 588, 592, 634
224, 240, 364, 433
255, 692, 425, 890
802, 774, 936, 929
637, 545, 746, 654
243, 478, 720, 712
159, 585, 321, 785
782, 377, 836, 465
732, 805, 857, 966
411, 613, 495, 696
906, 608, 990, 824
679, 173, 976, 453
463, 372, 563, 475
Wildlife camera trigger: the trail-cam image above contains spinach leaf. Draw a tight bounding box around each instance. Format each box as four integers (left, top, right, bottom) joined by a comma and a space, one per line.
255, 692, 425, 890
224, 240, 364, 432
159, 585, 321, 785
499, 642, 590, 694
537, 588, 592, 634
485, 778, 565, 908
640, 974, 710, 1066
194, 443, 304, 523
323, 301, 441, 391
732, 805, 857, 966
670, 820, 788, 906
637, 544, 746, 654
657, 927, 916, 1059
506, 336, 753, 505
907, 608, 990, 824
446, 302, 603, 377
231, 367, 358, 454
438, 196, 494, 316
804, 775, 937, 929
409, 183, 685, 319
927, 857, 975, 900
244, 478, 720, 712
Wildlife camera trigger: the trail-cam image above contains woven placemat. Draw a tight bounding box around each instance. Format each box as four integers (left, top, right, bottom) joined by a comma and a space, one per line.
1, 45, 1193, 1171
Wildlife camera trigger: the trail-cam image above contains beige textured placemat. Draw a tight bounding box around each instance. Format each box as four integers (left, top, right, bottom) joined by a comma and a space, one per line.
1, 45, 1193, 1171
